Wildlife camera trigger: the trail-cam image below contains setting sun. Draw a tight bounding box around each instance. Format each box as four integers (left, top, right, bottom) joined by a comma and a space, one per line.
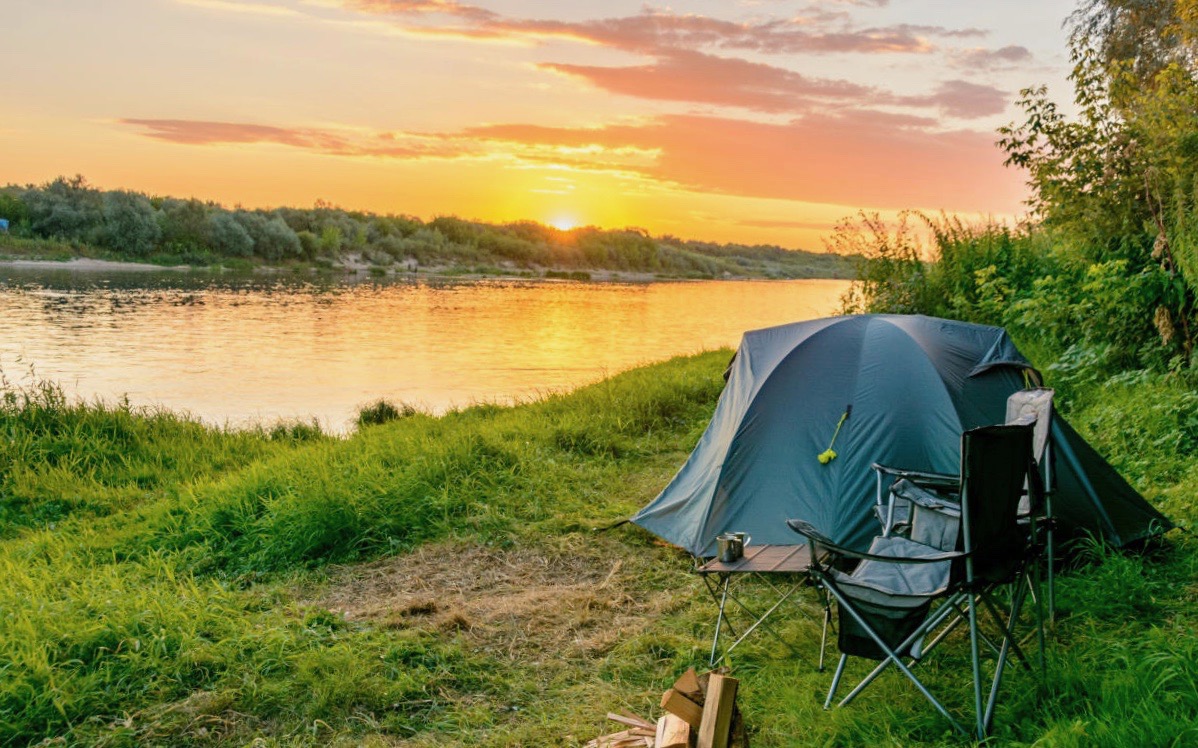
548, 215, 579, 231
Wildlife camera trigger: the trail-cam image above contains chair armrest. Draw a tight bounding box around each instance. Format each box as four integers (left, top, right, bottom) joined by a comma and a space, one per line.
786, 519, 964, 564
871, 463, 960, 490
891, 479, 961, 515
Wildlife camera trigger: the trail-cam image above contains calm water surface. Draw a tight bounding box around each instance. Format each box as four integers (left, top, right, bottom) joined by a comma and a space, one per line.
0, 267, 848, 430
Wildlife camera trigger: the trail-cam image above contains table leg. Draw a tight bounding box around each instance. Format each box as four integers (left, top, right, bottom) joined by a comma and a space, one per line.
710, 573, 731, 666
820, 601, 830, 672
722, 584, 803, 660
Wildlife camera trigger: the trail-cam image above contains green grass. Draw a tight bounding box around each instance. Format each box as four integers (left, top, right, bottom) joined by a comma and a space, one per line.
0, 352, 1194, 746
0, 380, 315, 535
0, 233, 86, 261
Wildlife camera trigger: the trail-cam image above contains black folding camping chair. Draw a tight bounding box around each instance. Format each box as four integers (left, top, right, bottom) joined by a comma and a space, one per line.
789, 423, 1043, 739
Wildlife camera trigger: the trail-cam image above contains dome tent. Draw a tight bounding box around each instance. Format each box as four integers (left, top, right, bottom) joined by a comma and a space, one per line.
632, 315, 1170, 556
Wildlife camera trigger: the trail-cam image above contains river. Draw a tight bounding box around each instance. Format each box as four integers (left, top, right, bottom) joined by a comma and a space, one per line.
0, 266, 849, 431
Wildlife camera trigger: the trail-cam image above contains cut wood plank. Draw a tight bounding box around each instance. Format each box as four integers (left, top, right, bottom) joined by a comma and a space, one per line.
607, 712, 655, 731
673, 667, 704, 702
697, 674, 739, 748
587, 729, 646, 748
655, 712, 692, 748
659, 688, 704, 728
620, 709, 656, 729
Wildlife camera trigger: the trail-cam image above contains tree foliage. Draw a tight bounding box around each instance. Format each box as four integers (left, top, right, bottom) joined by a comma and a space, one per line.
843, 2, 1198, 376
99, 191, 161, 257
990, 0, 1198, 364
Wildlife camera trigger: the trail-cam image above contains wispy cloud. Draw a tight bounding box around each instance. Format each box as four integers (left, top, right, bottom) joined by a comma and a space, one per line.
737, 217, 838, 230
120, 119, 460, 158
346, 0, 496, 23
175, 0, 307, 18
952, 44, 1033, 70
143, 3, 1031, 218
171, 1, 1023, 121
887, 80, 1008, 118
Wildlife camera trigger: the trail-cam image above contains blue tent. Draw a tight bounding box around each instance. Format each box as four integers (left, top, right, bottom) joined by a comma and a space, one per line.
632, 315, 1170, 556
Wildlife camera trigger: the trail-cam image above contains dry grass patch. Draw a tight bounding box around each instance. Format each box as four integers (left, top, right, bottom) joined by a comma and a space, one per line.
317, 534, 697, 664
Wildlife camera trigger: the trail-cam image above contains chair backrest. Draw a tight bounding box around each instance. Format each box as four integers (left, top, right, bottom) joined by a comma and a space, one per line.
959, 424, 1035, 583
1006, 387, 1054, 466
1005, 388, 1054, 517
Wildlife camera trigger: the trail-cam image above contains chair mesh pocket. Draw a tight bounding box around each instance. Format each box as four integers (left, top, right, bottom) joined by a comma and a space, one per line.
838, 596, 933, 660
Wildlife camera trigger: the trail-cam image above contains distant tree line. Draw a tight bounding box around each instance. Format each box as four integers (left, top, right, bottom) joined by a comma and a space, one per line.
0, 177, 852, 278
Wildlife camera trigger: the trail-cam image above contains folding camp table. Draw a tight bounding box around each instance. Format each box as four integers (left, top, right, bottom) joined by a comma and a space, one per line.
696, 543, 827, 667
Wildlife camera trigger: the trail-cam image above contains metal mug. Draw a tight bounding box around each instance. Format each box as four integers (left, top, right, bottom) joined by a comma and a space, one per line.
717, 533, 744, 563
732, 531, 751, 548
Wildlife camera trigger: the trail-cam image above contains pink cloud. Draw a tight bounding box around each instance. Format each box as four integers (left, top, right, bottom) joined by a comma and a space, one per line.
334, 4, 1012, 119
541, 49, 872, 113
526, 13, 944, 55
121, 113, 1027, 214
464, 113, 1025, 212
343, 3, 975, 56
541, 50, 1007, 119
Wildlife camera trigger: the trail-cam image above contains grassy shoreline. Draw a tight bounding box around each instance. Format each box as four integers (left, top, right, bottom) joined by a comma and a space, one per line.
1, 353, 1195, 746
0, 236, 851, 284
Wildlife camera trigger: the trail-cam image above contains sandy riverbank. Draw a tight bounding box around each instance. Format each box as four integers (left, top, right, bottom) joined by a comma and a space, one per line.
0, 257, 192, 272
0, 256, 688, 283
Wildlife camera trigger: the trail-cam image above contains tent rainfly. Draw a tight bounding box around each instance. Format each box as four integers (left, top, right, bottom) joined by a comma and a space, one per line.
632, 315, 1171, 557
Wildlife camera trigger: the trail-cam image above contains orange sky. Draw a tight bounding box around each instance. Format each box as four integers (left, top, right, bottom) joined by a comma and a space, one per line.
3, 1, 1077, 250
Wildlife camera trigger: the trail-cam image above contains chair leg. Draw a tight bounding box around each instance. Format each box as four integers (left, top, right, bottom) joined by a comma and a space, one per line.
983, 582, 1026, 734
911, 604, 965, 663
968, 593, 985, 740
824, 653, 848, 710
1047, 523, 1056, 628
979, 590, 1031, 670
1030, 565, 1046, 674
821, 581, 968, 736
840, 597, 962, 707
1045, 493, 1056, 627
